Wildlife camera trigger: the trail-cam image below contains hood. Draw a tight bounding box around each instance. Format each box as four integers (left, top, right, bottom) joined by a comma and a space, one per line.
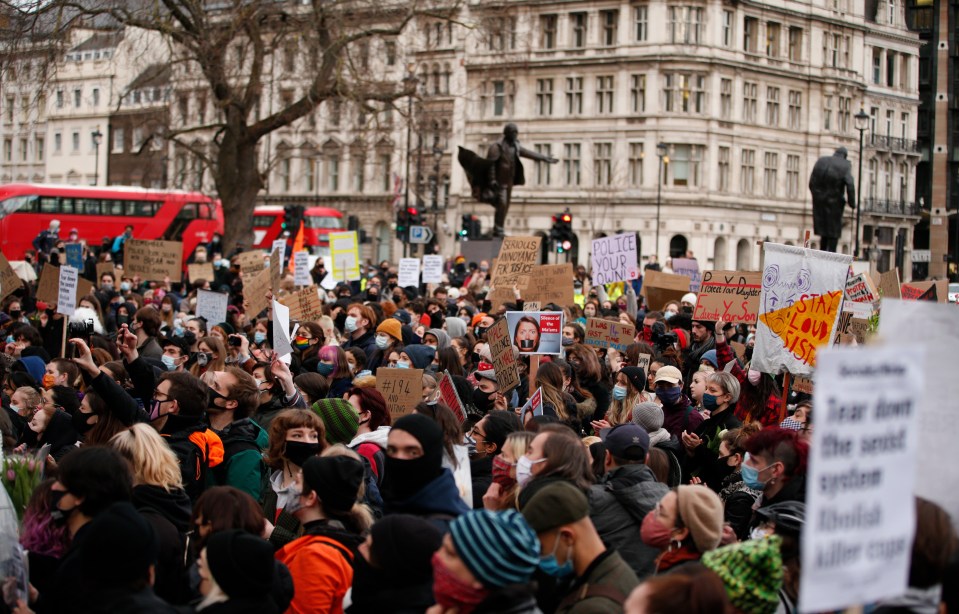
132, 484, 192, 532
404, 344, 435, 370
16, 356, 46, 383
217, 417, 268, 448
41, 410, 79, 454
384, 468, 470, 518
426, 328, 451, 351
444, 317, 466, 339
349, 426, 390, 449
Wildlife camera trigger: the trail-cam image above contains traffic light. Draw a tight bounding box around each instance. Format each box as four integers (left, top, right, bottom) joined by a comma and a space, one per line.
407, 206, 422, 227
282, 204, 303, 233
551, 209, 574, 253
396, 208, 410, 240
459, 214, 481, 240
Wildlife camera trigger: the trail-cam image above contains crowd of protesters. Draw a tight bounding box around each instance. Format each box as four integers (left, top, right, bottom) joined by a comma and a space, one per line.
0, 233, 955, 614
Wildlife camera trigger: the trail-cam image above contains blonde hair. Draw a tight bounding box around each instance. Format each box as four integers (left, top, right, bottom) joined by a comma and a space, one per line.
13, 386, 41, 412
581, 435, 602, 449
319, 445, 374, 533
502, 431, 535, 463
110, 423, 183, 491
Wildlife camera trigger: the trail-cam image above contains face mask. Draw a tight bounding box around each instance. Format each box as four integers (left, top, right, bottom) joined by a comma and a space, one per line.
612, 384, 628, 401
72, 410, 96, 435
196, 352, 213, 367
117, 315, 129, 326
640, 510, 674, 549
41, 374, 56, 389
740, 453, 773, 490
161, 304, 172, 313
101, 282, 113, 290
284, 441, 321, 467
471, 387, 494, 413
491, 455, 516, 489
8, 404, 19, 414
747, 369, 762, 385
515, 455, 545, 487
431, 552, 488, 613
9, 310, 21, 320
539, 532, 574, 578
173, 324, 185, 337
284, 487, 305, 515
293, 336, 311, 350
375, 334, 390, 350
253, 331, 267, 345
5, 336, 14, 344
207, 386, 229, 413
49, 490, 77, 527
161, 355, 179, 371
471, 351, 482, 364
344, 316, 359, 333
561, 337, 574, 347
317, 362, 335, 376
702, 393, 722, 411
664, 310, 677, 320
149, 397, 175, 422
658, 387, 682, 405
120, 282, 131, 292
395, 360, 410, 369
474, 326, 488, 338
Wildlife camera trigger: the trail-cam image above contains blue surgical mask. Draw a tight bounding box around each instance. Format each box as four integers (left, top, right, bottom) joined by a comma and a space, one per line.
375, 334, 390, 350
173, 324, 185, 337
317, 362, 335, 376
161, 355, 178, 371
612, 384, 628, 401
740, 453, 770, 490
253, 331, 267, 345
344, 316, 358, 333
120, 282, 131, 292
5, 336, 13, 344
539, 531, 574, 578
396, 360, 411, 369
658, 387, 682, 405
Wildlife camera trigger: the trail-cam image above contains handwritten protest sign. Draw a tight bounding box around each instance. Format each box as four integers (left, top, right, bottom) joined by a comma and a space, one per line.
491, 236, 541, 289
792, 374, 814, 394
524, 263, 574, 307
35, 265, 94, 306
640, 270, 690, 312
505, 311, 564, 355
844, 272, 878, 303
243, 268, 271, 318
693, 271, 762, 324
377, 368, 424, 420
752, 243, 851, 375
64, 243, 83, 272
188, 263, 215, 283
0, 252, 22, 300
671, 258, 701, 292
398, 258, 420, 288
636, 353, 651, 374
486, 318, 519, 392
591, 233, 639, 285
522, 301, 541, 312
422, 255, 444, 284
584, 318, 636, 351
125, 239, 183, 281
272, 239, 287, 265
878, 269, 900, 299
801, 344, 924, 612
439, 371, 466, 423
329, 231, 360, 281
196, 290, 229, 327
57, 266, 79, 317
237, 250, 266, 273
900, 280, 947, 303
279, 286, 324, 322
293, 252, 311, 286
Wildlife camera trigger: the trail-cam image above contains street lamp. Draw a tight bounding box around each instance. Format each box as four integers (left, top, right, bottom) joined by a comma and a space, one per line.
655, 142, 668, 261
92, 129, 103, 186
854, 108, 870, 258
431, 144, 443, 211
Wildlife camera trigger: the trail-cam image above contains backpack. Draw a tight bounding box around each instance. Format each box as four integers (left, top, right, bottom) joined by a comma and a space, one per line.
214, 435, 270, 503
164, 430, 213, 502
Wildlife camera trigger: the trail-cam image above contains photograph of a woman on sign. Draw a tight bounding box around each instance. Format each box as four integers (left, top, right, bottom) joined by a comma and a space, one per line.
514, 316, 541, 353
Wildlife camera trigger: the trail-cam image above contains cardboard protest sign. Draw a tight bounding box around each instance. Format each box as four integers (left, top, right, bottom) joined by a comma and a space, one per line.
279, 286, 324, 322
292, 252, 311, 286
439, 371, 466, 423
693, 271, 762, 324
505, 311, 564, 355
524, 263, 574, 307
635, 353, 652, 374
236, 250, 266, 273
584, 318, 636, 351
834, 300, 874, 347
640, 270, 690, 312
196, 290, 229, 327
591, 233, 639, 285
844, 272, 879, 303
422, 255, 444, 284
64, 243, 83, 272
35, 265, 94, 307
900, 280, 947, 303
269, 248, 282, 290
271, 298, 293, 358
243, 268, 271, 318
187, 262, 215, 283
57, 266, 79, 317
0, 251, 23, 300
398, 258, 420, 288
801, 344, 924, 612
752, 243, 851, 376
272, 239, 287, 265
520, 387, 544, 425
124, 239, 183, 281
792, 374, 814, 394
376, 367, 424, 420
491, 236, 541, 289
329, 231, 360, 281
486, 318, 519, 393
671, 258, 701, 292
878, 269, 900, 299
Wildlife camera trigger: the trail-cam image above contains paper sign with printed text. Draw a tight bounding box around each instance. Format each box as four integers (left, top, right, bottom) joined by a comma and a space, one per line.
196, 290, 229, 327
844, 273, 879, 303
35, 265, 94, 307
398, 258, 421, 288
422, 255, 444, 284
293, 252, 311, 286
57, 266, 79, 317
505, 311, 564, 356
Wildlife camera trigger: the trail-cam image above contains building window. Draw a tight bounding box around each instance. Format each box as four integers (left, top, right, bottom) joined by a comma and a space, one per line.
379, 154, 392, 192
720, 78, 732, 119
766, 23, 781, 58
19, 138, 27, 162
722, 10, 734, 47
635, 6, 648, 42
601, 10, 618, 46
628, 142, 644, 186
305, 158, 316, 192
838, 95, 851, 132
743, 81, 757, 123
352, 156, 365, 192
563, 143, 581, 186
132, 127, 145, 151
664, 73, 706, 114
73, 88, 82, 108
3, 96, 12, 124
669, 144, 700, 187
744, 17, 758, 52
898, 161, 908, 201
385, 41, 396, 66
596, 76, 614, 114
56, 89, 64, 109
630, 74, 646, 113
92, 88, 100, 107
868, 158, 878, 198
741, 148, 755, 194
900, 112, 909, 139
536, 79, 553, 116
111, 126, 124, 153
35, 136, 44, 161
534, 144, 552, 185
541, 14, 558, 49
54, 132, 61, 153
886, 51, 896, 87
883, 160, 893, 199
718, 146, 730, 191
887, 0, 897, 25
486, 16, 517, 51
787, 90, 802, 129
885, 109, 895, 135
872, 48, 882, 84
669, 7, 703, 44
763, 152, 778, 196
492, 80, 508, 116
566, 77, 583, 114
823, 95, 832, 131
824, 32, 842, 68
2, 139, 10, 162
786, 154, 800, 198
571, 13, 588, 48
594, 142, 613, 186
278, 158, 291, 192
72, 131, 80, 152
765, 87, 780, 126
327, 155, 340, 192
788, 27, 802, 61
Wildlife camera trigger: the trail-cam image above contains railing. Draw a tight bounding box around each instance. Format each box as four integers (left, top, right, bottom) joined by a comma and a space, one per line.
861, 198, 921, 216
866, 133, 921, 154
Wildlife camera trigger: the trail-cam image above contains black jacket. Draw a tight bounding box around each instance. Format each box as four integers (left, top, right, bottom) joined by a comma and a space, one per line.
470, 455, 493, 509
133, 485, 192, 605
85, 587, 179, 614
342, 329, 377, 361
686, 407, 742, 491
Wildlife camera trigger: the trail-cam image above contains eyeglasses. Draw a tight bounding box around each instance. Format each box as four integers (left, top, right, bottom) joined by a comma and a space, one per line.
468, 427, 486, 440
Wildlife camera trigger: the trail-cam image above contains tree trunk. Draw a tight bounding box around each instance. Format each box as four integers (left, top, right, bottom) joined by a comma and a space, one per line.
214, 129, 262, 255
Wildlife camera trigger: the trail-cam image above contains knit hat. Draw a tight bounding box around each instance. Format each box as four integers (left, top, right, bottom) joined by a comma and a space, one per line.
15, 356, 46, 383
470, 313, 488, 328
681, 292, 697, 307
80, 502, 158, 587
632, 402, 664, 432
215, 322, 235, 335
206, 530, 275, 599
301, 455, 364, 513
521, 481, 589, 533
450, 510, 541, 589
311, 398, 360, 444
702, 535, 784, 614
403, 344, 435, 370
654, 365, 683, 385
619, 366, 647, 393
369, 514, 444, 584
377, 318, 403, 343
676, 485, 724, 553
701, 350, 718, 369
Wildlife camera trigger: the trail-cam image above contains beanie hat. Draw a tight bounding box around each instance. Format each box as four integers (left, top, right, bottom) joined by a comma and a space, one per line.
392, 413, 444, 470
470, 313, 488, 328
377, 318, 403, 343
311, 398, 360, 444
632, 402, 664, 432
521, 481, 589, 533
206, 530, 275, 599
81, 502, 158, 587
215, 322, 235, 335
676, 485, 724, 553
301, 455, 364, 513
16, 356, 46, 383
681, 292, 697, 306
425, 328, 451, 350
619, 366, 647, 393
702, 535, 784, 614
450, 510, 541, 589
700, 350, 718, 368
370, 514, 444, 583
404, 344, 435, 370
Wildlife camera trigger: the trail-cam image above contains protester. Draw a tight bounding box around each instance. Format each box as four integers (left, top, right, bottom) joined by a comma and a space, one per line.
702, 536, 784, 614
655, 365, 704, 439
623, 563, 732, 614
640, 485, 724, 573
717, 423, 763, 540
682, 371, 743, 490
203, 367, 267, 499
197, 530, 279, 613
466, 410, 521, 508
520, 425, 594, 493
742, 428, 808, 518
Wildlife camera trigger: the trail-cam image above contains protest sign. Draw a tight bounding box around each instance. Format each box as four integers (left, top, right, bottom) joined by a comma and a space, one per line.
693, 271, 762, 324
900, 280, 947, 303
279, 286, 324, 322
243, 268, 271, 318
671, 258, 701, 292
292, 252, 311, 286
269, 248, 282, 289
124, 239, 183, 281
272, 239, 287, 265
329, 231, 360, 281
422, 255, 444, 284
591, 233, 639, 285
522, 301, 541, 312
271, 298, 293, 358
57, 266, 79, 317
879, 300, 959, 531
64, 243, 83, 272
801, 344, 924, 612
505, 311, 564, 355
635, 353, 651, 374
439, 371, 466, 423
95, 261, 116, 282
752, 243, 851, 375
486, 318, 519, 393
878, 269, 900, 299
187, 262, 215, 283
524, 263, 574, 307
640, 270, 691, 312
376, 368, 423, 420
792, 374, 814, 394
520, 387, 544, 425
844, 272, 878, 303
584, 318, 636, 351
236, 250, 266, 273
729, 341, 746, 361
398, 258, 421, 288
196, 290, 229, 327
35, 265, 94, 307
0, 251, 22, 300
491, 236, 541, 289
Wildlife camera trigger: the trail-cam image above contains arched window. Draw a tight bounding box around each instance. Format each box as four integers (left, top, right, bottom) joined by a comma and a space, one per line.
669, 234, 688, 259
736, 238, 751, 270
713, 237, 727, 269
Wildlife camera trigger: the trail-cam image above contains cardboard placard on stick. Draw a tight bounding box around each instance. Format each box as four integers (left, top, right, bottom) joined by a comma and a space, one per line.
439, 371, 466, 423
693, 270, 762, 324
125, 239, 183, 281
491, 236, 541, 289
640, 270, 691, 312
524, 263, 575, 307
278, 286, 324, 322
376, 367, 424, 421
0, 251, 23, 300
237, 250, 266, 273
57, 266, 79, 317
187, 263, 215, 283
584, 318, 636, 351
196, 290, 229, 327
35, 265, 94, 307
269, 248, 282, 290
243, 268, 272, 318
486, 318, 519, 392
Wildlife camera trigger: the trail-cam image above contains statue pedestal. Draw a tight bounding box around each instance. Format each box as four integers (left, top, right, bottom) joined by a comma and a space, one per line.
458, 238, 504, 263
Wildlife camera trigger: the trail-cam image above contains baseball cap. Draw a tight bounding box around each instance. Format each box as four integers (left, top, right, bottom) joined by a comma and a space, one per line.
600, 424, 650, 460
654, 365, 683, 385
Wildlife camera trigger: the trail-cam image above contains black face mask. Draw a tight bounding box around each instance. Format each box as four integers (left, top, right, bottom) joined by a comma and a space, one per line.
472, 387, 495, 414
471, 351, 482, 365
381, 454, 441, 502
72, 410, 96, 435
474, 326, 488, 339
9, 310, 20, 320
284, 441, 321, 467
49, 490, 77, 527
207, 386, 229, 413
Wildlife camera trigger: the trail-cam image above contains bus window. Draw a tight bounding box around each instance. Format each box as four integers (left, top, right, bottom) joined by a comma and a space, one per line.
253, 215, 276, 228
104, 199, 125, 216
0, 195, 38, 217
129, 200, 160, 216
304, 216, 343, 229
77, 199, 100, 215
39, 197, 59, 214
191, 203, 212, 219
162, 202, 199, 241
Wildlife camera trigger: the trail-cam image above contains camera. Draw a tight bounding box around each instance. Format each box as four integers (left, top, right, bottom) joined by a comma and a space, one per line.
650, 321, 678, 352
65, 319, 94, 358
228, 335, 243, 347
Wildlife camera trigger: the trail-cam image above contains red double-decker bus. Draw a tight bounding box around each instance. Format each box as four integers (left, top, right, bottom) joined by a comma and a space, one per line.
252, 205, 343, 252
0, 183, 223, 260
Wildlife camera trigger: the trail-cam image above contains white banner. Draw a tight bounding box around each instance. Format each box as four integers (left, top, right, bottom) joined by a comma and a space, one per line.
752, 243, 851, 375
801, 343, 925, 612
422, 255, 444, 284
195, 289, 228, 327
271, 298, 293, 361
591, 233, 639, 285
398, 258, 420, 288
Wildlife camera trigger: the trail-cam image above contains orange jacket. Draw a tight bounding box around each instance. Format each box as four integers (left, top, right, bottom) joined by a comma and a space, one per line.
276, 534, 353, 614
